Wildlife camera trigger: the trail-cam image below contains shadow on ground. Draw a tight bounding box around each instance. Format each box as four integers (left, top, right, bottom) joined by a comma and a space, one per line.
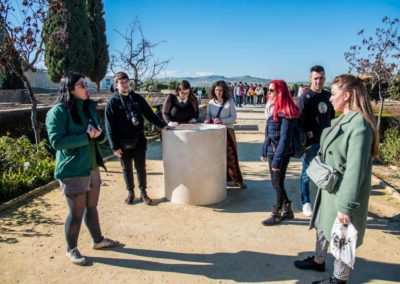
0, 197, 63, 244
89, 247, 400, 283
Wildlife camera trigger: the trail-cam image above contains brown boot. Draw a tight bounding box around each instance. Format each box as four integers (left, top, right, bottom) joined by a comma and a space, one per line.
281, 201, 294, 220
261, 206, 281, 226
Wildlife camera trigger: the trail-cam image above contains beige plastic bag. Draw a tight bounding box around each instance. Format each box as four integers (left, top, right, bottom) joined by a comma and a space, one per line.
330, 218, 358, 269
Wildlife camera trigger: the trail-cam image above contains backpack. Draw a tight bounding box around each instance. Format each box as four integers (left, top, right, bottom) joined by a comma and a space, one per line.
291, 119, 307, 158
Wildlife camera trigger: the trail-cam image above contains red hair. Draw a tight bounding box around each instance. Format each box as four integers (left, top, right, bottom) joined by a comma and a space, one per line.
270, 80, 299, 122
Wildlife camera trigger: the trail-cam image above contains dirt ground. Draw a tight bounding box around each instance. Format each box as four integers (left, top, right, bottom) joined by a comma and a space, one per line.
0, 133, 399, 284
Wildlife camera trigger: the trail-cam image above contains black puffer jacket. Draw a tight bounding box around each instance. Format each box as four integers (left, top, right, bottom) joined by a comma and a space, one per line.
261, 113, 296, 168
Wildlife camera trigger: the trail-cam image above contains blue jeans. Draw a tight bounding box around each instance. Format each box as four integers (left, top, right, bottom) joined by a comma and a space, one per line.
300, 143, 320, 204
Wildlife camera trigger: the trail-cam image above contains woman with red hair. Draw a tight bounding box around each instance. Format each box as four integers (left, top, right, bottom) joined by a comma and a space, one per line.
261, 80, 300, 225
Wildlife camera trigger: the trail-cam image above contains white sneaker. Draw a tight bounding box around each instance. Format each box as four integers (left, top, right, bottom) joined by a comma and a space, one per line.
66, 247, 87, 265
302, 203, 313, 217
92, 237, 120, 250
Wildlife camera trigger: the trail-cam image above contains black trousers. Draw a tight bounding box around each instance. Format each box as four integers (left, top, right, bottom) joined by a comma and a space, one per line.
120, 136, 147, 194
268, 155, 291, 209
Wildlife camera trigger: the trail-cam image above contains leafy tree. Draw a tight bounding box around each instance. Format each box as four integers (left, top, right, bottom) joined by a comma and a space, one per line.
292, 83, 299, 97
109, 18, 171, 91
0, 67, 24, 89
86, 0, 108, 92
344, 16, 400, 132
157, 81, 169, 91
0, 0, 67, 144
388, 75, 400, 101
168, 80, 178, 90
44, 0, 94, 82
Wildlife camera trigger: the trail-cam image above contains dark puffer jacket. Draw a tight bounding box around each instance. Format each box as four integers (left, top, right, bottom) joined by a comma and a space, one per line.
261, 113, 296, 168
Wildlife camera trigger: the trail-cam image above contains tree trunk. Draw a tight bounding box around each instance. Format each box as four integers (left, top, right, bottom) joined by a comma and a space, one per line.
20, 73, 40, 145
377, 83, 384, 134
96, 80, 100, 93
133, 75, 139, 91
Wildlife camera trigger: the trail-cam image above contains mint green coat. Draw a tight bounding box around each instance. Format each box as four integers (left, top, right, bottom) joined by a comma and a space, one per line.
310, 111, 373, 247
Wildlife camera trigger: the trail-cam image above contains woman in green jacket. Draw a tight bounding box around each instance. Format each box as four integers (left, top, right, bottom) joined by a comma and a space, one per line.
294, 74, 379, 284
46, 72, 120, 265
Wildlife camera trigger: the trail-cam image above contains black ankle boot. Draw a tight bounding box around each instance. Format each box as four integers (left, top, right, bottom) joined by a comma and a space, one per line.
281, 201, 294, 220
261, 206, 281, 226
140, 192, 152, 205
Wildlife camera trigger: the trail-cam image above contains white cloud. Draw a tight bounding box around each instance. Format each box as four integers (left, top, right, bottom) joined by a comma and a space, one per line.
194, 71, 215, 77
155, 70, 216, 78
158, 70, 180, 78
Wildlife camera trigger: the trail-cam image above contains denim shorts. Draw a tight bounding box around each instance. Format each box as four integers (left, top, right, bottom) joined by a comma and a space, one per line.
59, 168, 101, 196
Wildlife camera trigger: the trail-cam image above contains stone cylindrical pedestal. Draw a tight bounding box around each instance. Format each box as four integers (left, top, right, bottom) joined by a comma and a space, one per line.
162, 124, 227, 205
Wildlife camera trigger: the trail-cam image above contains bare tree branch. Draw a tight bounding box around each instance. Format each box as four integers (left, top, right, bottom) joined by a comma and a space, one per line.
344, 16, 400, 132
110, 18, 171, 91
0, 0, 67, 145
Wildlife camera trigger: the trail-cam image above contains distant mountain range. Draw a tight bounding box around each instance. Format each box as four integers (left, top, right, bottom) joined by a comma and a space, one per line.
157, 75, 271, 87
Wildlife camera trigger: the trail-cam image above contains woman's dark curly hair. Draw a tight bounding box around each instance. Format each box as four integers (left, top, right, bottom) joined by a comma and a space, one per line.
210, 80, 231, 101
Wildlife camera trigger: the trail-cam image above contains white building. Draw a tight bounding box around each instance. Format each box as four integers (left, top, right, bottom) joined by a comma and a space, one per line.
24, 69, 113, 90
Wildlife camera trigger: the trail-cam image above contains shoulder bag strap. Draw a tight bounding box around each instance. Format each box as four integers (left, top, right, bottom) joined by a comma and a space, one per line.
319, 115, 346, 173
215, 99, 227, 119
118, 92, 134, 120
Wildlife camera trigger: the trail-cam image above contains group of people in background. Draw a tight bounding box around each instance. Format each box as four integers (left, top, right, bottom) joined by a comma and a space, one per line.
231, 82, 267, 107
46, 64, 378, 284
230, 81, 301, 108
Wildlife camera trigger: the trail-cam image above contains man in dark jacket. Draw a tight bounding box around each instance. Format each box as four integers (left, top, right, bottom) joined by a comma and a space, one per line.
105, 72, 167, 205
296, 65, 335, 217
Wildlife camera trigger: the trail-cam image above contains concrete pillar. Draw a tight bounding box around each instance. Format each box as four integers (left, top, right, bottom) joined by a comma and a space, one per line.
162, 124, 227, 205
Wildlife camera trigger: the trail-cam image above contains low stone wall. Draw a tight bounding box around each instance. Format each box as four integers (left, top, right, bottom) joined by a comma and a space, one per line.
0, 92, 208, 141
0, 106, 52, 140
0, 89, 31, 104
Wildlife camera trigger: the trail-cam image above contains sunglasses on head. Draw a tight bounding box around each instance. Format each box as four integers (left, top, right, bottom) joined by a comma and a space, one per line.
75, 81, 88, 89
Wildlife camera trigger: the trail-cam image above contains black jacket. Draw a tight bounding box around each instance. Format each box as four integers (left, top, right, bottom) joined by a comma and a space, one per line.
296, 89, 335, 145
261, 114, 296, 169
105, 91, 166, 151
162, 93, 199, 124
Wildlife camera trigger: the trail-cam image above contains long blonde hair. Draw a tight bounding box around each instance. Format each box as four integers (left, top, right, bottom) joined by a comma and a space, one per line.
332, 74, 379, 158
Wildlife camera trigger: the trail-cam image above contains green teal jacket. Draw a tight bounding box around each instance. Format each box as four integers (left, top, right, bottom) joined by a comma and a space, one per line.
46, 99, 106, 179
310, 111, 373, 247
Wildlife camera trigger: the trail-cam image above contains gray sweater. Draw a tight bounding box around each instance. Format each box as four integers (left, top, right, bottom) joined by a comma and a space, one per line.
206, 98, 237, 129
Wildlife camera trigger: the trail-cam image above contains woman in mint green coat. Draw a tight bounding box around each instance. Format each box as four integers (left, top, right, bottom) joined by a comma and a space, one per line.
294, 74, 379, 284
46, 72, 120, 265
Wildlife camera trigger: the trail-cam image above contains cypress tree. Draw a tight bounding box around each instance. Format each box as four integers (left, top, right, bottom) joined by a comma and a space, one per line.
86, 0, 109, 92
44, 0, 94, 82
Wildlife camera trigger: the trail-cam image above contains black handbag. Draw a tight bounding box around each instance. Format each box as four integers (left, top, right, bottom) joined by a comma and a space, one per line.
120, 137, 140, 150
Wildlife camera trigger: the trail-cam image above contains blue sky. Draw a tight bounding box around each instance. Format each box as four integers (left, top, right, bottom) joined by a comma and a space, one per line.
103, 0, 400, 82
